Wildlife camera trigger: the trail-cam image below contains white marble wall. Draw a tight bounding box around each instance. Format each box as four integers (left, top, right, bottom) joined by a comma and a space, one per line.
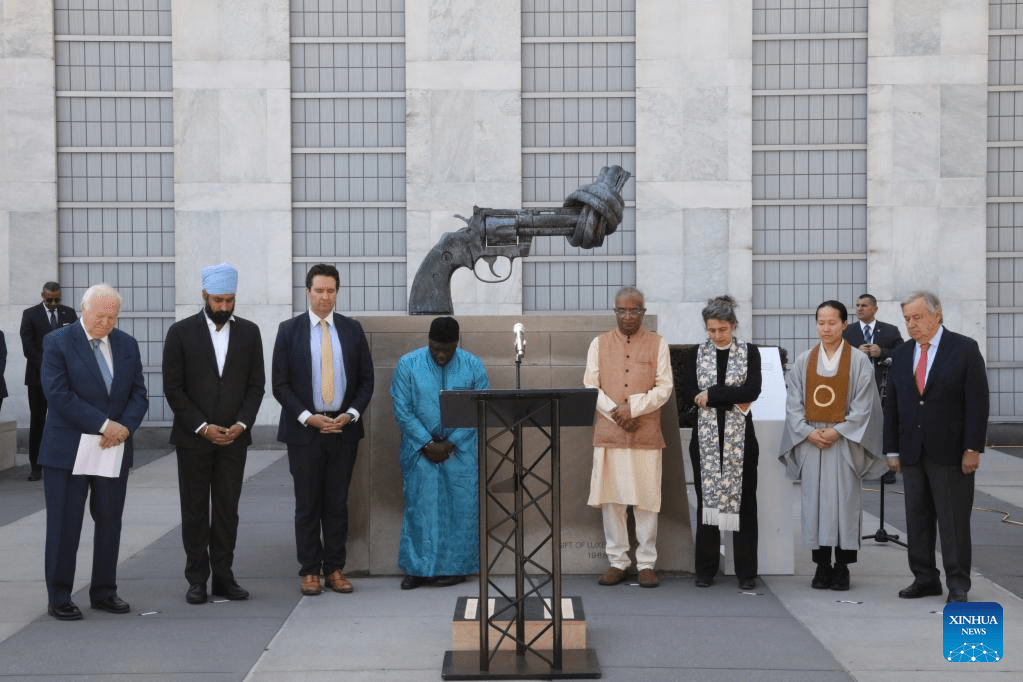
405, 0, 523, 315
172, 0, 293, 425
0, 0, 58, 423
867, 0, 989, 340
636, 0, 754, 346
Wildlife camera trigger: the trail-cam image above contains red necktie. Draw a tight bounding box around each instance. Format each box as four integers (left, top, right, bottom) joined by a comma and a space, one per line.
915, 343, 929, 393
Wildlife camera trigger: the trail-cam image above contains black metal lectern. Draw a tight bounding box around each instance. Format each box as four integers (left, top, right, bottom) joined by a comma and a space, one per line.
439, 388, 601, 680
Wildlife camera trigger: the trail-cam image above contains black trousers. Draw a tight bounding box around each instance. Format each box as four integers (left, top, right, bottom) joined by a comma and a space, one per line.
287, 432, 359, 577
28, 384, 47, 470
176, 440, 248, 586
812, 546, 857, 566
902, 452, 974, 592
690, 447, 759, 580
43, 462, 128, 606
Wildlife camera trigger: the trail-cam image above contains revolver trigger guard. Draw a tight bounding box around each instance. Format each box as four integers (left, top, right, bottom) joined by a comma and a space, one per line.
474, 256, 511, 284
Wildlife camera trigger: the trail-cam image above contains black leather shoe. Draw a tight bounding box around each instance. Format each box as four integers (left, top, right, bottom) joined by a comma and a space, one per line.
738, 577, 756, 591
27, 469, 42, 481
186, 584, 208, 604
811, 564, 832, 589
90, 594, 130, 614
899, 581, 942, 599
48, 601, 83, 621
432, 575, 466, 587
211, 580, 249, 600
400, 575, 429, 590
830, 563, 850, 591
947, 588, 968, 603
694, 576, 714, 588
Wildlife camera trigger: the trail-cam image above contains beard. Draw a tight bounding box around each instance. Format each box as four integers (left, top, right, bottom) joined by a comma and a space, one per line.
205, 302, 233, 325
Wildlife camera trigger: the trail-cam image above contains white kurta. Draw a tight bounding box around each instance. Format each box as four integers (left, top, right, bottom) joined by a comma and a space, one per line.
778, 343, 888, 550
584, 334, 673, 513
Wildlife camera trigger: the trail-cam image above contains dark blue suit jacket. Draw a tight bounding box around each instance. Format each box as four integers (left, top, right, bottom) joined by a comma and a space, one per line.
39, 323, 149, 470
272, 312, 374, 445
883, 327, 988, 467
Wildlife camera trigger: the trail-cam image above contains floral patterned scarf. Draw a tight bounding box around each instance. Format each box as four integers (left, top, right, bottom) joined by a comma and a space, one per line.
696, 338, 748, 531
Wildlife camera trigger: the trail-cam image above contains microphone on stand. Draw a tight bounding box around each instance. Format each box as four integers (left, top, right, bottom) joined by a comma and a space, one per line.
513, 323, 526, 361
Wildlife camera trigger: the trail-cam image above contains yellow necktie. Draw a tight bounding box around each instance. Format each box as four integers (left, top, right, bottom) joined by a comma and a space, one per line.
320, 318, 334, 405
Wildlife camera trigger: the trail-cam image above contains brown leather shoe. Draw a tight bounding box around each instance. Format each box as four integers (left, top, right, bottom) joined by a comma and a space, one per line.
638, 569, 659, 588
325, 570, 353, 593
301, 574, 322, 596
598, 567, 626, 586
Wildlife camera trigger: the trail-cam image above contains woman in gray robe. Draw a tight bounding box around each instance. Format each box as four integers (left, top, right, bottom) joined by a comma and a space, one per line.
779, 300, 888, 591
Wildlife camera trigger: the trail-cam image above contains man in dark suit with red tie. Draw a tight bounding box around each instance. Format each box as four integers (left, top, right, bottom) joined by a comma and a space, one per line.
272, 264, 374, 596
20, 281, 78, 480
842, 293, 904, 391
884, 291, 989, 603
40, 284, 148, 620
163, 263, 265, 605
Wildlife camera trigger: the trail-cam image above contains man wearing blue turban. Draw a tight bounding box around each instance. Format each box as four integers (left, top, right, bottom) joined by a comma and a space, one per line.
163, 263, 265, 604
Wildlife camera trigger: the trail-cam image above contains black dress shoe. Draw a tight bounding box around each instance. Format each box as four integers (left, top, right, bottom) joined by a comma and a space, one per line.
694, 576, 714, 588
738, 577, 756, 591
432, 575, 466, 587
947, 588, 968, 603
27, 469, 42, 481
829, 563, 850, 591
186, 584, 208, 604
211, 580, 249, 600
898, 581, 942, 599
400, 575, 429, 590
90, 594, 130, 614
811, 564, 832, 589
48, 601, 83, 621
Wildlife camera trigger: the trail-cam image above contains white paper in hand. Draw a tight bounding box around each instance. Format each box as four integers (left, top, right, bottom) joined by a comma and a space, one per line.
72, 435, 124, 478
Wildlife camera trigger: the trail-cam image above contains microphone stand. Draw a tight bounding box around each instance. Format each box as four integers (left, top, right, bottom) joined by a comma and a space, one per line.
863, 357, 907, 548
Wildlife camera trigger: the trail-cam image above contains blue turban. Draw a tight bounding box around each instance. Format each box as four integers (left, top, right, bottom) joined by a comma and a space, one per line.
201, 263, 238, 295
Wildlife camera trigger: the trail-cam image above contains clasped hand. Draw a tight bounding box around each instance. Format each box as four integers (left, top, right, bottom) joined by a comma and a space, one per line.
611, 403, 640, 432
422, 439, 454, 463
202, 423, 245, 446
308, 413, 352, 434
99, 421, 129, 449
808, 427, 840, 450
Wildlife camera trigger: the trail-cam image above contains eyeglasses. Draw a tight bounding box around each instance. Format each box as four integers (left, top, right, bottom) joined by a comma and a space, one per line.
44, 297, 61, 303
613, 307, 645, 317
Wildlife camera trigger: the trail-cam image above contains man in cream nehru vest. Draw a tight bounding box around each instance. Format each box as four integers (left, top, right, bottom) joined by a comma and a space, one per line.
585, 287, 673, 588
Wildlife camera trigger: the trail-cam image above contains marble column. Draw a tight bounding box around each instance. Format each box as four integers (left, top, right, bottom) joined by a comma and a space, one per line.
636, 0, 753, 344
405, 0, 523, 315
867, 0, 988, 337
0, 1, 58, 424
171, 0, 293, 426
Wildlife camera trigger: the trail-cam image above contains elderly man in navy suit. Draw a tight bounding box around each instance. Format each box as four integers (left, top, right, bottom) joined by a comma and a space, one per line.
20, 281, 78, 480
273, 264, 374, 596
884, 291, 988, 603
41, 283, 148, 620
164, 263, 265, 605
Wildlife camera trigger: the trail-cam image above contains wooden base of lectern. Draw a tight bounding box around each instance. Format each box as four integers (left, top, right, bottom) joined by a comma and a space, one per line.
441, 648, 601, 680
451, 596, 587, 651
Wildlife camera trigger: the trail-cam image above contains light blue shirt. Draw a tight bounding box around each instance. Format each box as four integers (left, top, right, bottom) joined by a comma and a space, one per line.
309, 310, 344, 412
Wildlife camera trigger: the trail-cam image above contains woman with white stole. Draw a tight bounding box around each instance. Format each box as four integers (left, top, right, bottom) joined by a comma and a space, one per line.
680, 296, 762, 590
779, 300, 888, 591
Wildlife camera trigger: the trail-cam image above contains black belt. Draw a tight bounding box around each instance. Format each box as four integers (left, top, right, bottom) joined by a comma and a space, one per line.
316, 410, 343, 419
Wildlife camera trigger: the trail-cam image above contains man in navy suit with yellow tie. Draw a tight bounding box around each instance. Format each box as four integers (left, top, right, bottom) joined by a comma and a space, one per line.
40, 283, 148, 620
884, 291, 988, 603
273, 264, 374, 596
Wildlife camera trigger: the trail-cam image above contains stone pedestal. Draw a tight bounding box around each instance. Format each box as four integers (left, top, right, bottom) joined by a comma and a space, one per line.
0, 421, 16, 471
353, 314, 693, 575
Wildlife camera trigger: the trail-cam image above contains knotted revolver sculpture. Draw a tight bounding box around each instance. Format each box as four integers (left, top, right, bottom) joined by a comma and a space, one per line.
408, 165, 631, 315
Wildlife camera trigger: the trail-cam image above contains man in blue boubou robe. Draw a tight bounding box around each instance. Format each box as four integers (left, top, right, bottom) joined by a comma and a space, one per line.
391, 317, 490, 590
